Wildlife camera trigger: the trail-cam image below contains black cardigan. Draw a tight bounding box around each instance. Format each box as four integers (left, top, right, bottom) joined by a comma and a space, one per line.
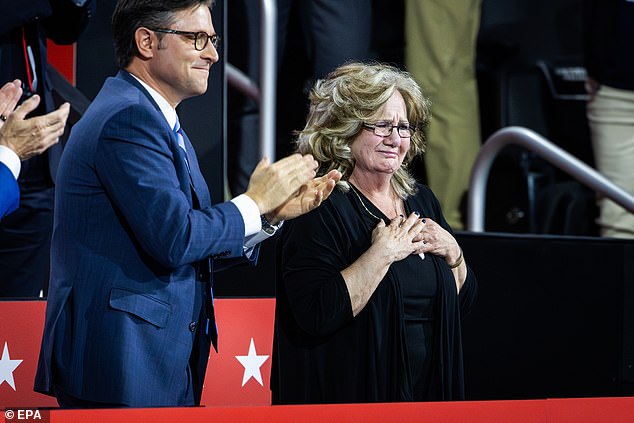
271, 184, 477, 404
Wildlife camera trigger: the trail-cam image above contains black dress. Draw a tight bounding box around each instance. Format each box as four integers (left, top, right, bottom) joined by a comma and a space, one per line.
271, 184, 477, 404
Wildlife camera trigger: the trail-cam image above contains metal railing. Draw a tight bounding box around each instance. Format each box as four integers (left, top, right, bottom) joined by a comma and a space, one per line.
467, 126, 634, 232
225, 0, 277, 160
226, 63, 260, 102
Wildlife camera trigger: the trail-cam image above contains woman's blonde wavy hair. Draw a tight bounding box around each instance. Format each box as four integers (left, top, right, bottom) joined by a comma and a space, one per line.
295, 61, 431, 198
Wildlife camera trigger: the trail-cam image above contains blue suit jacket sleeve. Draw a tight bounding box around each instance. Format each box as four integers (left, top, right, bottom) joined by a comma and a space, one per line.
0, 162, 19, 219
94, 104, 245, 268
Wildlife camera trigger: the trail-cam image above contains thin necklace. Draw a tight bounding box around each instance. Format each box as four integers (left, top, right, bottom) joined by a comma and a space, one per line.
349, 184, 383, 221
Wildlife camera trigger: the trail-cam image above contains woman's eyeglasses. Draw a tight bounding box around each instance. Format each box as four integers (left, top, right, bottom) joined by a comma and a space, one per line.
362, 122, 415, 138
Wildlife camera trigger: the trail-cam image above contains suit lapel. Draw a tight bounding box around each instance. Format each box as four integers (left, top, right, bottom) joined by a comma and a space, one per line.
117, 71, 211, 209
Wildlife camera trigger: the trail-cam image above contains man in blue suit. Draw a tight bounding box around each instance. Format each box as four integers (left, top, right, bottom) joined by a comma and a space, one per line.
34, 0, 340, 408
0, 79, 69, 219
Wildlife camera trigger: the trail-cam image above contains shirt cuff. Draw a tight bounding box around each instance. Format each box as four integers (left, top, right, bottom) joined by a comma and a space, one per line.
0, 145, 21, 179
245, 219, 284, 248
231, 194, 262, 237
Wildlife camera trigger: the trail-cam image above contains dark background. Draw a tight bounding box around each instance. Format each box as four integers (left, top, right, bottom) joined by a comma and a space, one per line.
75, 0, 595, 233
69, 0, 634, 401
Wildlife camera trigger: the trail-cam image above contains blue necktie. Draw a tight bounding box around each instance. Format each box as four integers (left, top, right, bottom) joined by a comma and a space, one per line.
175, 118, 218, 348
201, 259, 218, 350
173, 117, 190, 171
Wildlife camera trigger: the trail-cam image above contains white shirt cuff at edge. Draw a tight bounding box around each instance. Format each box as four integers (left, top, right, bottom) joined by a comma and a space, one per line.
231, 193, 262, 238
231, 193, 284, 250
0, 145, 21, 179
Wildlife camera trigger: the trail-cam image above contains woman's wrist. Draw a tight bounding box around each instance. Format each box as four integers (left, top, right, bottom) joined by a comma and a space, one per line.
447, 246, 463, 269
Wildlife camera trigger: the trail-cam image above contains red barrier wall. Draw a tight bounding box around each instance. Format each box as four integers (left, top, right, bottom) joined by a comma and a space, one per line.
0, 299, 274, 409
2, 397, 633, 423
2, 299, 634, 423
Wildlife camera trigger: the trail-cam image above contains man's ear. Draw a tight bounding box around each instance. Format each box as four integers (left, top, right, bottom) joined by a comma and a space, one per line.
134, 27, 155, 60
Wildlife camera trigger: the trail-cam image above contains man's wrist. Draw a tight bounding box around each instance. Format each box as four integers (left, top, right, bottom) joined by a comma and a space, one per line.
261, 214, 283, 234
263, 212, 282, 226
260, 215, 276, 235
231, 194, 262, 237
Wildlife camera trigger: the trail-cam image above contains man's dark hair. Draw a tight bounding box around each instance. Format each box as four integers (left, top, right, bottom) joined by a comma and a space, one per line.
112, 0, 214, 69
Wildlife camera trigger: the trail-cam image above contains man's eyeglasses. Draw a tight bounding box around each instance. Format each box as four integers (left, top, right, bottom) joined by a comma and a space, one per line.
152, 28, 221, 51
362, 122, 416, 138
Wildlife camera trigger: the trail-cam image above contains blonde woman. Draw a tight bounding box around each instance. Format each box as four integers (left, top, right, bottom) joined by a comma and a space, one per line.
272, 62, 477, 404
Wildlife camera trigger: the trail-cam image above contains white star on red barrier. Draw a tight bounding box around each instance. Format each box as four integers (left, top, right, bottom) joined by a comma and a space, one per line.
0, 342, 23, 391
235, 338, 269, 387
